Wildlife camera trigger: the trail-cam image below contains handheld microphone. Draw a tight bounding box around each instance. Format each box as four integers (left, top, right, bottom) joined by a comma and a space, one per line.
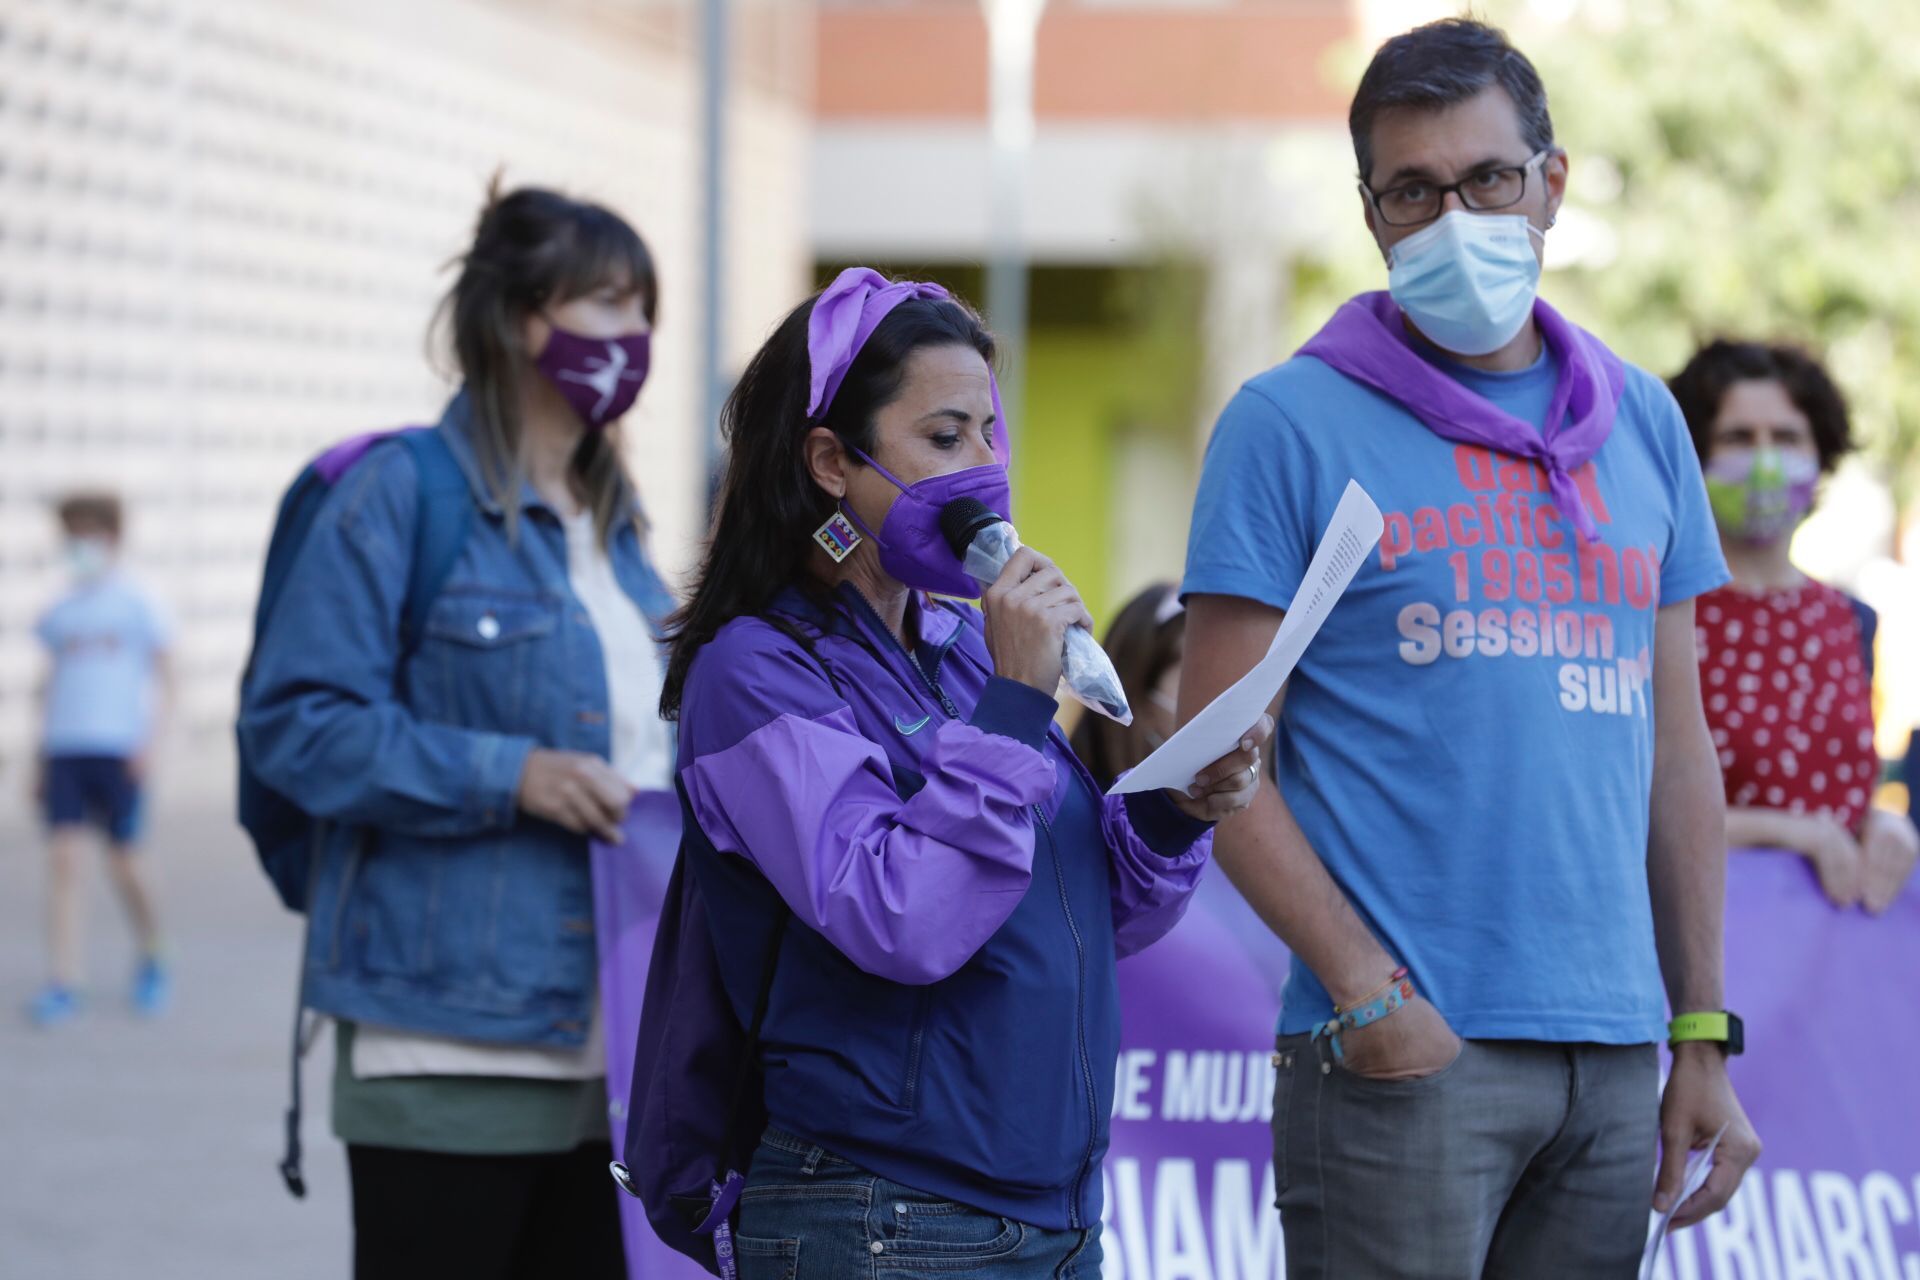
940, 498, 1133, 725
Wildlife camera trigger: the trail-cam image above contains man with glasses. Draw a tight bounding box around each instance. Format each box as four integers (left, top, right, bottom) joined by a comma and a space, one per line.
1178, 19, 1759, 1275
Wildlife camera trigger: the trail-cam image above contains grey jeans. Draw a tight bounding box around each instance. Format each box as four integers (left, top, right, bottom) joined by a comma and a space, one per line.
1272, 1035, 1659, 1279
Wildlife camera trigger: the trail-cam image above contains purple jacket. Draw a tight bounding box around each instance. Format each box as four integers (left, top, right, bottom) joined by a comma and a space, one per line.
677, 582, 1210, 1229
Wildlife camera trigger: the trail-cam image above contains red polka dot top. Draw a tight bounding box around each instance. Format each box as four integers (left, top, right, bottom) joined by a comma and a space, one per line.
1695, 579, 1878, 833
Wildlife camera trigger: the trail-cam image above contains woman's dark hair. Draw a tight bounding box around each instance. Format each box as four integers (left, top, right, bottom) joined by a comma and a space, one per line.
1350, 19, 1554, 186
1668, 339, 1853, 473
659, 282, 995, 719
433, 179, 658, 544
1069, 583, 1186, 789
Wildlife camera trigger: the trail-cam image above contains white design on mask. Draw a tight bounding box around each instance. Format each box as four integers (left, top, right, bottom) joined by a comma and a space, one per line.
556, 341, 648, 418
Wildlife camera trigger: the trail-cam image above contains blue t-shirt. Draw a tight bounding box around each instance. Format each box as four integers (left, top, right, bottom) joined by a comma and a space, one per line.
36, 573, 170, 757
1183, 341, 1728, 1044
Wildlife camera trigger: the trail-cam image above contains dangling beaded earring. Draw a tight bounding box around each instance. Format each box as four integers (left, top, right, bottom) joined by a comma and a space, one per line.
813, 508, 863, 562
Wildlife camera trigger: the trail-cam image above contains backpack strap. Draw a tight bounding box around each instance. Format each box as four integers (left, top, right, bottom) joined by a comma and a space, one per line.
275, 431, 468, 1199
397, 429, 473, 653
715, 610, 839, 1159
1847, 593, 1878, 685
278, 954, 322, 1197
697, 619, 850, 1223
279, 834, 331, 1198
721, 905, 789, 1163
764, 609, 848, 699
613, 854, 791, 1237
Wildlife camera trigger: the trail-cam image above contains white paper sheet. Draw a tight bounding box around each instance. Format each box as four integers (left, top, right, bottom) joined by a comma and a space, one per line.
1638, 1122, 1728, 1280
1110, 480, 1384, 796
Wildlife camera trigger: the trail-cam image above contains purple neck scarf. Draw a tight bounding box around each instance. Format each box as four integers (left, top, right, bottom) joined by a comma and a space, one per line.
1298, 291, 1626, 543
807, 267, 1012, 469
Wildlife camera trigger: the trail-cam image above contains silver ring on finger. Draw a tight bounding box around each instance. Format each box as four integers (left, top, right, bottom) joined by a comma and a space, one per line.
1245, 764, 1259, 786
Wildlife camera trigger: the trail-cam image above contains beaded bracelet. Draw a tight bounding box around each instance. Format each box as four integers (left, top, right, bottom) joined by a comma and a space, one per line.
1312, 968, 1414, 1063
1335, 966, 1409, 1017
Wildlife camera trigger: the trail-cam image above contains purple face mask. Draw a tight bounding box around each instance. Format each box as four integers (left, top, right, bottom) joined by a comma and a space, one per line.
535, 324, 651, 429
842, 449, 1012, 599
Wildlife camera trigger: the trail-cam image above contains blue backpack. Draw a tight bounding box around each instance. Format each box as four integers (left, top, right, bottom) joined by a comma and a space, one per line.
610, 623, 845, 1273
236, 427, 472, 913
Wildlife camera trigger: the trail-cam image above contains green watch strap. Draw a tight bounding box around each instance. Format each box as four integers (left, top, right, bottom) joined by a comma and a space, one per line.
1668, 1011, 1731, 1043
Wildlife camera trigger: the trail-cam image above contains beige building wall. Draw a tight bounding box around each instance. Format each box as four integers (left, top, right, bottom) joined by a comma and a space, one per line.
0, 0, 813, 803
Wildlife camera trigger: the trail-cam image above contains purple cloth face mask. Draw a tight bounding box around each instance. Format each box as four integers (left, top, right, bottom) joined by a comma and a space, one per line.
842, 450, 1012, 599
535, 325, 651, 429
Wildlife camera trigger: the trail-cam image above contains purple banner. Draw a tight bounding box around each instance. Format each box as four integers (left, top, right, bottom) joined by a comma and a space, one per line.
1106, 864, 1293, 1279
1105, 850, 1920, 1279
592, 792, 710, 1280
598, 798, 1920, 1279
1648, 849, 1920, 1280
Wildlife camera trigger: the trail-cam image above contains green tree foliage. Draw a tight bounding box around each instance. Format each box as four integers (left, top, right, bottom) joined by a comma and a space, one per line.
1298, 0, 1920, 508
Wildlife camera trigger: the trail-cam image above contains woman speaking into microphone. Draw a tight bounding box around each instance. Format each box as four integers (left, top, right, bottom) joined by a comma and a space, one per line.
658, 268, 1271, 1276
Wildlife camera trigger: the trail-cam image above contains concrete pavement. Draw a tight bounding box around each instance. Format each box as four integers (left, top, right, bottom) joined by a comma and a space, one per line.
0, 801, 349, 1279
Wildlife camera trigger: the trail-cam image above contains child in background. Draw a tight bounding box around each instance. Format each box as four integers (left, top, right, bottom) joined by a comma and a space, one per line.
29, 493, 175, 1027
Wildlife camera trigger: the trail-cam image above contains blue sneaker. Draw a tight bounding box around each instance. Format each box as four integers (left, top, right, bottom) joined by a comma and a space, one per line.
131, 958, 171, 1017
28, 984, 82, 1028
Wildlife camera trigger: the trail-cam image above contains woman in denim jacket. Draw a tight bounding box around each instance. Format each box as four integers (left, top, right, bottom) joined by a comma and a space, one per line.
241, 186, 672, 1279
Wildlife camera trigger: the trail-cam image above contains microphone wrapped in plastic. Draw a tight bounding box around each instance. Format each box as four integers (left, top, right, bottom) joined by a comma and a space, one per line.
940, 498, 1133, 725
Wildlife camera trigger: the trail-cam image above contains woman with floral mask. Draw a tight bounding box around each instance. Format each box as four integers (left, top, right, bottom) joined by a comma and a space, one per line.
1671, 339, 1918, 913
655, 269, 1269, 1277
240, 185, 674, 1277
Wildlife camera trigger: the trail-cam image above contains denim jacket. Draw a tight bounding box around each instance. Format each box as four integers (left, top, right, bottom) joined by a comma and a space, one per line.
239, 391, 675, 1047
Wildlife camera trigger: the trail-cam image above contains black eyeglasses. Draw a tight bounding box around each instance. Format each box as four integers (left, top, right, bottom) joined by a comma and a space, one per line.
1363, 150, 1552, 228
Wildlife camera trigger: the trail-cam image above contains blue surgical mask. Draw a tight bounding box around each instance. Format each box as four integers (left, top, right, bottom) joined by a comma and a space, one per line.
1387, 211, 1544, 357
65, 536, 111, 582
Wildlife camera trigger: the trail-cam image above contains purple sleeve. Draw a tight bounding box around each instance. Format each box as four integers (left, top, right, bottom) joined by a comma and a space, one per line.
1103, 787, 1212, 959
680, 626, 1058, 985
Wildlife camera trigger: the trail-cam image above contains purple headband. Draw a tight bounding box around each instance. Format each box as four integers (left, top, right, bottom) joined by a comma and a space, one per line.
806, 266, 1011, 468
